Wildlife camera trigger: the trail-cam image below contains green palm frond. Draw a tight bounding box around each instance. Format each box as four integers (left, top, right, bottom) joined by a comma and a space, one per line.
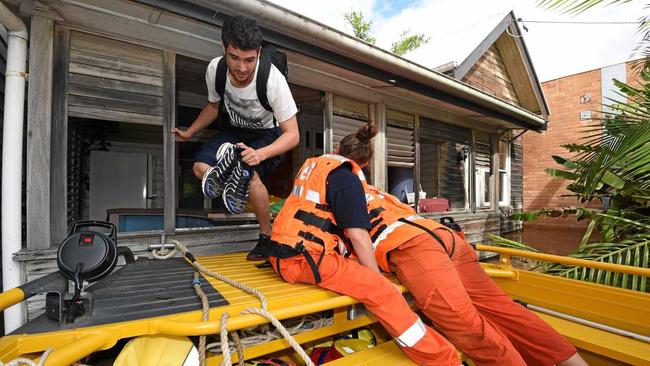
545, 236, 650, 292
487, 235, 541, 253
537, 0, 632, 14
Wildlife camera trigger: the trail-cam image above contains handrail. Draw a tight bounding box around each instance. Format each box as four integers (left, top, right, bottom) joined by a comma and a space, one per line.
155, 286, 407, 336
476, 244, 650, 277
39, 333, 110, 366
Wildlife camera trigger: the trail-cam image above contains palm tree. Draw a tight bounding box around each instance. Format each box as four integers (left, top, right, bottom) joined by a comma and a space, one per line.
491, 72, 650, 292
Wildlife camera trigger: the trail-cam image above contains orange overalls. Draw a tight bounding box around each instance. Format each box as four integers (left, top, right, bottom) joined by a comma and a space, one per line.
367, 186, 577, 366
269, 155, 459, 366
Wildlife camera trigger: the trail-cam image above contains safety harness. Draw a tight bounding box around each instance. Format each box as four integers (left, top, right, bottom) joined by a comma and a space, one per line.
266, 155, 367, 284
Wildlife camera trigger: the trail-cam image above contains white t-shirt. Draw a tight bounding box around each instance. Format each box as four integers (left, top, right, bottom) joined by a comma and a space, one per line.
206, 56, 298, 129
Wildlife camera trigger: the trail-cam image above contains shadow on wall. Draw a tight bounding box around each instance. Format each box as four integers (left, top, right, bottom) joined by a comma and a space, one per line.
526, 177, 567, 210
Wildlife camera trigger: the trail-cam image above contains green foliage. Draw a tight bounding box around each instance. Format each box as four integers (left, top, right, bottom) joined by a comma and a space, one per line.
544, 235, 649, 292
488, 235, 541, 253
391, 31, 430, 56
537, 0, 632, 14
342, 11, 429, 55
344, 11, 376, 44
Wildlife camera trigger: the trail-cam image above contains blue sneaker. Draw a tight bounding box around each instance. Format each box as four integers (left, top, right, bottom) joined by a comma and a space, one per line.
222, 160, 254, 214
201, 143, 241, 199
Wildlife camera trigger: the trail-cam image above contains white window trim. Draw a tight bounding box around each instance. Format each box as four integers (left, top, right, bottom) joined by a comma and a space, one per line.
475, 166, 491, 209
499, 141, 511, 207
464, 153, 470, 211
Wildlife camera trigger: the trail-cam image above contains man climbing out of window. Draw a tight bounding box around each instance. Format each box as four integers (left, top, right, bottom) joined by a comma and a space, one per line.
173, 15, 299, 261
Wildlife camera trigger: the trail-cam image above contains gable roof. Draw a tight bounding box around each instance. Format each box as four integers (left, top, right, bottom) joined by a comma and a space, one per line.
435, 12, 549, 117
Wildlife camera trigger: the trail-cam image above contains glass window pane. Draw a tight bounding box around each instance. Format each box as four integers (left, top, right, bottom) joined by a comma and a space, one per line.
388, 167, 415, 204
420, 138, 439, 199
484, 171, 491, 204
499, 171, 507, 203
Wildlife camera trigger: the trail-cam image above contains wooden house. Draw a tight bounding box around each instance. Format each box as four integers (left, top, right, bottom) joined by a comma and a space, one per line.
0, 0, 547, 321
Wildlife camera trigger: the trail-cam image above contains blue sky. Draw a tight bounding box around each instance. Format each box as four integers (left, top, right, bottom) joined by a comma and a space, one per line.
269, 0, 646, 81
373, 0, 419, 18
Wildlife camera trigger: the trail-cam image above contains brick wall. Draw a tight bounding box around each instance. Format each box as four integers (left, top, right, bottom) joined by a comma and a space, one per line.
522, 59, 643, 227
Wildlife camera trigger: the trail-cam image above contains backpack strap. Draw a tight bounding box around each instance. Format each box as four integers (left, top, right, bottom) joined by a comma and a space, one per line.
215, 56, 227, 100
256, 45, 275, 113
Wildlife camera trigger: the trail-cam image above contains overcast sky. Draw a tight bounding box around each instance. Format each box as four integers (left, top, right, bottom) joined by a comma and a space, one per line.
268, 0, 646, 81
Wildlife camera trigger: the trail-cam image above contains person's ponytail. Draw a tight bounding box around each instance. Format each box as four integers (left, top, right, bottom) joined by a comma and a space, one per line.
338, 121, 378, 165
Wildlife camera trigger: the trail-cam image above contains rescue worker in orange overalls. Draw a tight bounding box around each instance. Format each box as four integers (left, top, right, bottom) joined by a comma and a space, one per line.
267, 122, 460, 365
365, 185, 589, 366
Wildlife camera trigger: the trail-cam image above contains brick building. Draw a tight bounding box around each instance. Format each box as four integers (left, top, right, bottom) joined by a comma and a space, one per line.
523, 59, 644, 227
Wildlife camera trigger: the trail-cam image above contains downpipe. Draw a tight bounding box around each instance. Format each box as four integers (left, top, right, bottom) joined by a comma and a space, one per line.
0, 1, 29, 334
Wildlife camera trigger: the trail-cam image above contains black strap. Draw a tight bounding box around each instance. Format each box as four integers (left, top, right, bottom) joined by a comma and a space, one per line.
267, 240, 325, 283
370, 224, 387, 243
215, 50, 278, 128
370, 217, 384, 229
315, 203, 332, 212
275, 256, 284, 281
369, 207, 385, 220
298, 231, 326, 247
214, 57, 229, 129
215, 57, 227, 100
294, 210, 344, 237
302, 250, 322, 283
398, 218, 452, 257
256, 46, 274, 113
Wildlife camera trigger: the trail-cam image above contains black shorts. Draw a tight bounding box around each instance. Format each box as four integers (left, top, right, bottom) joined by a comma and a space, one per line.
194, 127, 283, 178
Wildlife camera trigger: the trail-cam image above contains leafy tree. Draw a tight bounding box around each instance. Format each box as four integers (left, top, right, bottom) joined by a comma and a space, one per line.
391, 31, 431, 56
344, 10, 376, 44
343, 11, 430, 55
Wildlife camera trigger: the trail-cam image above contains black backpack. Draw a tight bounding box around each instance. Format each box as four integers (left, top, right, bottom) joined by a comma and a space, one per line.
214, 44, 288, 127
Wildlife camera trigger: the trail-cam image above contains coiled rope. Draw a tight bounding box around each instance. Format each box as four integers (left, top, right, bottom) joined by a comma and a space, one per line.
154, 240, 314, 366
1, 349, 52, 366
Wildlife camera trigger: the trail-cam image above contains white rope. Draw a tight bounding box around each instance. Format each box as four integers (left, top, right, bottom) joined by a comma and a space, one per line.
193, 272, 209, 366
151, 245, 178, 260
1, 348, 53, 366
156, 240, 315, 366
207, 314, 332, 352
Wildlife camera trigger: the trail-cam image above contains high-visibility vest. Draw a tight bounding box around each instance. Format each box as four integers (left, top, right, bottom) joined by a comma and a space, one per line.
270, 154, 369, 282
366, 186, 456, 272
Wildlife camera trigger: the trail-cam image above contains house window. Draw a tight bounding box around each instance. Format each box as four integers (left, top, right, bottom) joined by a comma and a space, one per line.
386, 110, 416, 205
498, 140, 511, 206
419, 117, 471, 212
420, 138, 441, 200
475, 166, 491, 209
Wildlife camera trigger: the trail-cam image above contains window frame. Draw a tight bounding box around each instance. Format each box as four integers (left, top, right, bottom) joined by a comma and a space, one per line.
498, 139, 511, 207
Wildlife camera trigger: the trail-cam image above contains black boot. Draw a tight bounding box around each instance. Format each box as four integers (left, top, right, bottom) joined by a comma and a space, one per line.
246, 233, 270, 261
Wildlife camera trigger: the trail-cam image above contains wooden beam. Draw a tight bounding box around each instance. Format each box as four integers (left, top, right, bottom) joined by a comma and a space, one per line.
490, 134, 500, 212
323, 92, 333, 153
372, 103, 387, 190
26, 15, 55, 250
494, 33, 540, 114
162, 51, 176, 236
50, 0, 218, 61
414, 115, 421, 213
51, 26, 70, 244
470, 130, 477, 213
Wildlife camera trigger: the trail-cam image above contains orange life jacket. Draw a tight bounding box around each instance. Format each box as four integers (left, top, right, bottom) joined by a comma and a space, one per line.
366, 186, 457, 272
269, 154, 369, 282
